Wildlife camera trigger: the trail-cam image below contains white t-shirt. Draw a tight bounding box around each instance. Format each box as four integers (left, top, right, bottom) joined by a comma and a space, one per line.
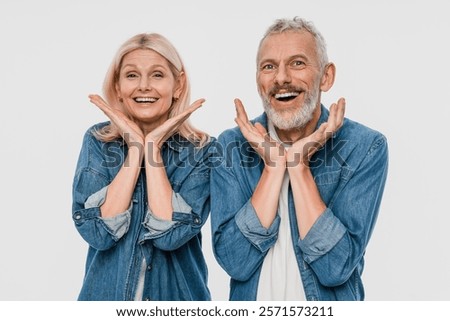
256, 121, 306, 301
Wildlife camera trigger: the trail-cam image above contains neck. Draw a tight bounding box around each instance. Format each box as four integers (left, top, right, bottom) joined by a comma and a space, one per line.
275, 105, 322, 144
139, 115, 170, 136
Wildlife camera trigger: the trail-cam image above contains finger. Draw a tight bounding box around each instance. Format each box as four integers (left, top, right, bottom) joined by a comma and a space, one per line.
171, 98, 205, 124
234, 98, 249, 124
235, 99, 260, 137
169, 105, 199, 125
235, 116, 259, 142
329, 97, 346, 132
234, 116, 249, 134
186, 98, 205, 113
88, 94, 140, 138
335, 97, 346, 128
163, 114, 191, 133
254, 122, 269, 138
88, 94, 109, 110
88, 94, 120, 121
305, 122, 329, 156
88, 94, 108, 106
327, 102, 337, 131
151, 111, 193, 141
314, 122, 329, 141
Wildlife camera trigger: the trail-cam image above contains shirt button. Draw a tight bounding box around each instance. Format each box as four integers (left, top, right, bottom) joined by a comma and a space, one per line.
147, 264, 152, 271
74, 214, 81, 220
194, 218, 201, 224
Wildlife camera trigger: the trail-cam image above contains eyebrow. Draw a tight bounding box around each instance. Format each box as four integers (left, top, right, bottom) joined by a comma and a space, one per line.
259, 54, 310, 67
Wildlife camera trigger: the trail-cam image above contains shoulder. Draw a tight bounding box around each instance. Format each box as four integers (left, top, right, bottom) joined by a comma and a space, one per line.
332, 117, 388, 168
339, 117, 387, 151
217, 125, 244, 145
79, 121, 122, 157
81, 121, 111, 142
84, 121, 110, 134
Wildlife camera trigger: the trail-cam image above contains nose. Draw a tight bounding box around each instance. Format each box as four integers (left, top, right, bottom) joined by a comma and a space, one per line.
138, 77, 151, 91
274, 64, 291, 86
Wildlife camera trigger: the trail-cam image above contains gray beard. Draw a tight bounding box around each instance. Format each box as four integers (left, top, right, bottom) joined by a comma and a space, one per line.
262, 85, 320, 130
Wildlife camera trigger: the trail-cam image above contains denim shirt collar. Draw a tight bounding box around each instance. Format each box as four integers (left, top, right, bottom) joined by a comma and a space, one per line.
163, 134, 196, 152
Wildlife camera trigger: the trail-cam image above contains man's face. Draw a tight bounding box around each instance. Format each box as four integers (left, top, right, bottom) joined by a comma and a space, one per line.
257, 30, 323, 130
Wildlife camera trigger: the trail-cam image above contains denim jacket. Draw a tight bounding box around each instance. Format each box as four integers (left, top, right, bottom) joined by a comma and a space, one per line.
72, 122, 214, 300
210, 106, 388, 301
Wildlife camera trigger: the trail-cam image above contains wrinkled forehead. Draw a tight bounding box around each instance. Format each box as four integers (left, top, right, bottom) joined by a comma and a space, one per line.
257, 30, 318, 63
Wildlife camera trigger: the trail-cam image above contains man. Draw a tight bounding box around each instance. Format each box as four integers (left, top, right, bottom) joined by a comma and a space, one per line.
210, 17, 388, 300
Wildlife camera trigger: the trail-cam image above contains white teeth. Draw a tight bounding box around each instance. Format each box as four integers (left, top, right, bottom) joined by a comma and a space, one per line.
274, 92, 299, 99
135, 97, 157, 103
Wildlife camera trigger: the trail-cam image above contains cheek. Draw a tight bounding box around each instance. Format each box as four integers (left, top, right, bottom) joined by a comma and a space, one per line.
257, 77, 271, 94
117, 81, 134, 97
155, 80, 176, 97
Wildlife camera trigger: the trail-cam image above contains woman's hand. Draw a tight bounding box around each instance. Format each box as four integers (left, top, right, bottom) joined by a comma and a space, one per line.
145, 98, 205, 151
89, 94, 144, 146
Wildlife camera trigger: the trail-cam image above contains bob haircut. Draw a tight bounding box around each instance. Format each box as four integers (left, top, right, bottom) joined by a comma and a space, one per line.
94, 33, 208, 146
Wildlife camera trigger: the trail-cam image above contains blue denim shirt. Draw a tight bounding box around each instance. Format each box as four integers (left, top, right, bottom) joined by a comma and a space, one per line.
72, 122, 214, 300
210, 106, 388, 301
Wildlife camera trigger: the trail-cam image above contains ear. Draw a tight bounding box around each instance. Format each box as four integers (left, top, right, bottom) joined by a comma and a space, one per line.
173, 71, 186, 99
319, 62, 336, 92
115, 83, 122, 100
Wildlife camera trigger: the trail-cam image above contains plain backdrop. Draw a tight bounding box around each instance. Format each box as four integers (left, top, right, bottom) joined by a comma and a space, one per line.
1, 0, 449, 301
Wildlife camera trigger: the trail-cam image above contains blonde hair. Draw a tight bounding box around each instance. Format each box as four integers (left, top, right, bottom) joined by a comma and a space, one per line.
95, 33, 209, 146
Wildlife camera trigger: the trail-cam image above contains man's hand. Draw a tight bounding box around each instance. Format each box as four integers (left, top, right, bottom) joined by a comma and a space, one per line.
234, 98, 286, 168
287, 98, 346, 168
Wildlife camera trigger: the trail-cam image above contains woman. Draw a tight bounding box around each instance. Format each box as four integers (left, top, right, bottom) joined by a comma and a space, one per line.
72, 33, 213, 300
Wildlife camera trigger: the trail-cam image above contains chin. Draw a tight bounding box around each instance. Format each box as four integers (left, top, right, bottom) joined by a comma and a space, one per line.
265, 103, 315, 130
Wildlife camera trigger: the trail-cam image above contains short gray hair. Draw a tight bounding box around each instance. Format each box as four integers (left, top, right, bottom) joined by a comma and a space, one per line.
257, 17, 328, 71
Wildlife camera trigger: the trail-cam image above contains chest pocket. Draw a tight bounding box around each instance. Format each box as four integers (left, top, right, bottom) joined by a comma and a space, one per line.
314, 168, 352, 205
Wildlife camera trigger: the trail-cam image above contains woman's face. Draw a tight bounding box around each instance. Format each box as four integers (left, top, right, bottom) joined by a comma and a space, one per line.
116, 48, 182, 129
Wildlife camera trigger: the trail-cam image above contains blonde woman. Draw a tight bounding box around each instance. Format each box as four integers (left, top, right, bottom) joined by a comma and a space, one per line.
72, 33, 213, 300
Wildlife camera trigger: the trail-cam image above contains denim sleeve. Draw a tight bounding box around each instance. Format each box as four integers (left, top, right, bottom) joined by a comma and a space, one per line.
85, 186, 131, 240
141, 144, 214, 251
72, 130, 129, 251
298, 135, 389, 287
210, 136, 280, 282
235, 200, 280, 252
142, 192, 190, 236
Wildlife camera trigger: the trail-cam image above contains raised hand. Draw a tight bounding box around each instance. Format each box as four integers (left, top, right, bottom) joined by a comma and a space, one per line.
143, 99, 205, 220
287, 98, 346, 168
88, 94, 144, 146
145, 98, 205, 151
234, 98, 286, 168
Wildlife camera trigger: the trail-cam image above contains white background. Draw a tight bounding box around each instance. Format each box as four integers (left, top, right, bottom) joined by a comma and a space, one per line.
0, 0, 449, 301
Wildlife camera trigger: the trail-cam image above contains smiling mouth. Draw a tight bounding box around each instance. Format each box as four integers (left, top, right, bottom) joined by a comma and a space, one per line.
134, 97, 158, 103
274, 92, 300, 102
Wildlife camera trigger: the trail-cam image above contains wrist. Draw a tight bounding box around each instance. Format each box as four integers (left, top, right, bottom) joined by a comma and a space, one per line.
287, 162, 311, 179
127, 145, 144, 164
142, 139, 162, 166
264, 161, 286, 174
